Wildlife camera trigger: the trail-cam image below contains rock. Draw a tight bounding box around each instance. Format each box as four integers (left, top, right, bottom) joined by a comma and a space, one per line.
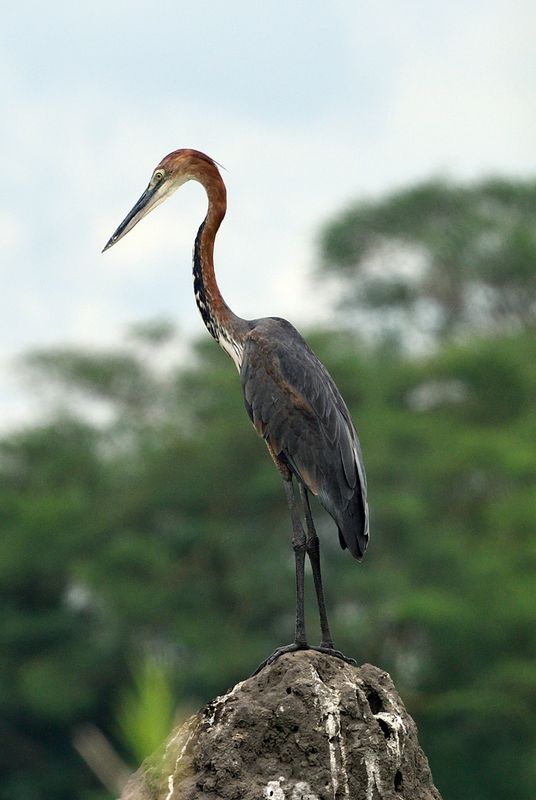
120, 651, 442, 800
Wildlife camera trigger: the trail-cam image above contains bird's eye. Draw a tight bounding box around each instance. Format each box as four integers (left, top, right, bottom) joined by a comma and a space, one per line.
154, 171, 164, 183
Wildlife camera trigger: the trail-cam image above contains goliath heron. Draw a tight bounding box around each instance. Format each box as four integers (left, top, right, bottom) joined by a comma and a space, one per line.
103, 148, 369, 671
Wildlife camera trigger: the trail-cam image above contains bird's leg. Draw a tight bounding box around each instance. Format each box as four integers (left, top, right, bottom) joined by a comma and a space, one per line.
251, 478, 308, 675
299, 484, 357, 668
286, 479, 308, 647
299, 483, 333, 649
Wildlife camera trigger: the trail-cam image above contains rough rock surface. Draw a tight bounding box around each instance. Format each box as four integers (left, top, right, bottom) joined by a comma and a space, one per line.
120, 651, 442, 800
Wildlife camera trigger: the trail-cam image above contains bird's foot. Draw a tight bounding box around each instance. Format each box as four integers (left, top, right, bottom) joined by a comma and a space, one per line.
251, 642, 309, 676
310, 644, 357, 667
251, 642, 357, 676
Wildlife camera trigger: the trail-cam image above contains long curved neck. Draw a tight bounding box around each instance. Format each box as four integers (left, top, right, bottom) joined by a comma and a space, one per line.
192, 169, 249, 368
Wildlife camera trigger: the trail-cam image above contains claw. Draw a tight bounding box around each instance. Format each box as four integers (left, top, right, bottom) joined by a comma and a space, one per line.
251, 642, 309, 676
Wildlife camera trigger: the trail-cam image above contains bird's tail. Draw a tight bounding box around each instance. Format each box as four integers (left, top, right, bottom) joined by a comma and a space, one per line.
336, 490, 369, 561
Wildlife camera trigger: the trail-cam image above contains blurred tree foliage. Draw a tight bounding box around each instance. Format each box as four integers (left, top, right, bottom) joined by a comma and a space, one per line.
2, 177, 536, 800
319, 178, 536, 344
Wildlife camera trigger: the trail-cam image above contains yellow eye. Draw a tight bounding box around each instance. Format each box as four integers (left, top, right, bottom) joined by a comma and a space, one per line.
154, 171, 164, 183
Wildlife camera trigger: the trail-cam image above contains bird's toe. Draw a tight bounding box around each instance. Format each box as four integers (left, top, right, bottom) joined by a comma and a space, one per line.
251, 642, 309, 676
311, 645, 357, 667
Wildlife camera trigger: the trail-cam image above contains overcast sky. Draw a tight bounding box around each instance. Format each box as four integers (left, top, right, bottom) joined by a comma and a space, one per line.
2, 0, 535, 427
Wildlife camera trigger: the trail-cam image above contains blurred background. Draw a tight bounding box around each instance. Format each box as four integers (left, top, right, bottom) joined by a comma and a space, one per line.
2, 1, 536, 798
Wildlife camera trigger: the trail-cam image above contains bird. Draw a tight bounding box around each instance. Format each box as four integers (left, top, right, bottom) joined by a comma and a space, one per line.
103, 148, 369, 672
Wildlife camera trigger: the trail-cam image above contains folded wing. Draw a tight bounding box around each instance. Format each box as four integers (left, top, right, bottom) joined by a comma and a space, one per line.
240, 318, 369, 560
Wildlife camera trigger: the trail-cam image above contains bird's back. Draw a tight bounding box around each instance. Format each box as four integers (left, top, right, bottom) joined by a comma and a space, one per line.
240, 317, 369, 559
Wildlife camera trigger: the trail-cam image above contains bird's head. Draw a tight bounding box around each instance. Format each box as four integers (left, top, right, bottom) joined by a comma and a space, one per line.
102, 148, 221, 252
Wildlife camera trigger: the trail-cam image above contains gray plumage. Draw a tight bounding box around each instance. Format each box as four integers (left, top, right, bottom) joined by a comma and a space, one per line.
240, 317, 369, 560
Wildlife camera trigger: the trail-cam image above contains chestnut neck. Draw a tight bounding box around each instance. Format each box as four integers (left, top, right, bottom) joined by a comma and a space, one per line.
192, 166, 249, 367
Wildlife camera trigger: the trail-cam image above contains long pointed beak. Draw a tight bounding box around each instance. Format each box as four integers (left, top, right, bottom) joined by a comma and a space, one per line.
102, 183, 162, 253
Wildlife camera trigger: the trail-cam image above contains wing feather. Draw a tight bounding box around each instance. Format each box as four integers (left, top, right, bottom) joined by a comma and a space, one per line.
240, 318, 369, 559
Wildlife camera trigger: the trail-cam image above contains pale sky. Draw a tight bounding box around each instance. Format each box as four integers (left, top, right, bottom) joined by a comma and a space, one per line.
2, 0, 535, 427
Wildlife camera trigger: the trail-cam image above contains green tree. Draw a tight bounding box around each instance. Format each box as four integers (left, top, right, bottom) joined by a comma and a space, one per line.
347, 331, 536, 800
319, 178, 536, 343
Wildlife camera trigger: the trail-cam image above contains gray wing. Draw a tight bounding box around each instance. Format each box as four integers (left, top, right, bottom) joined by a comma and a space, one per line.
240, 318, 369, 560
